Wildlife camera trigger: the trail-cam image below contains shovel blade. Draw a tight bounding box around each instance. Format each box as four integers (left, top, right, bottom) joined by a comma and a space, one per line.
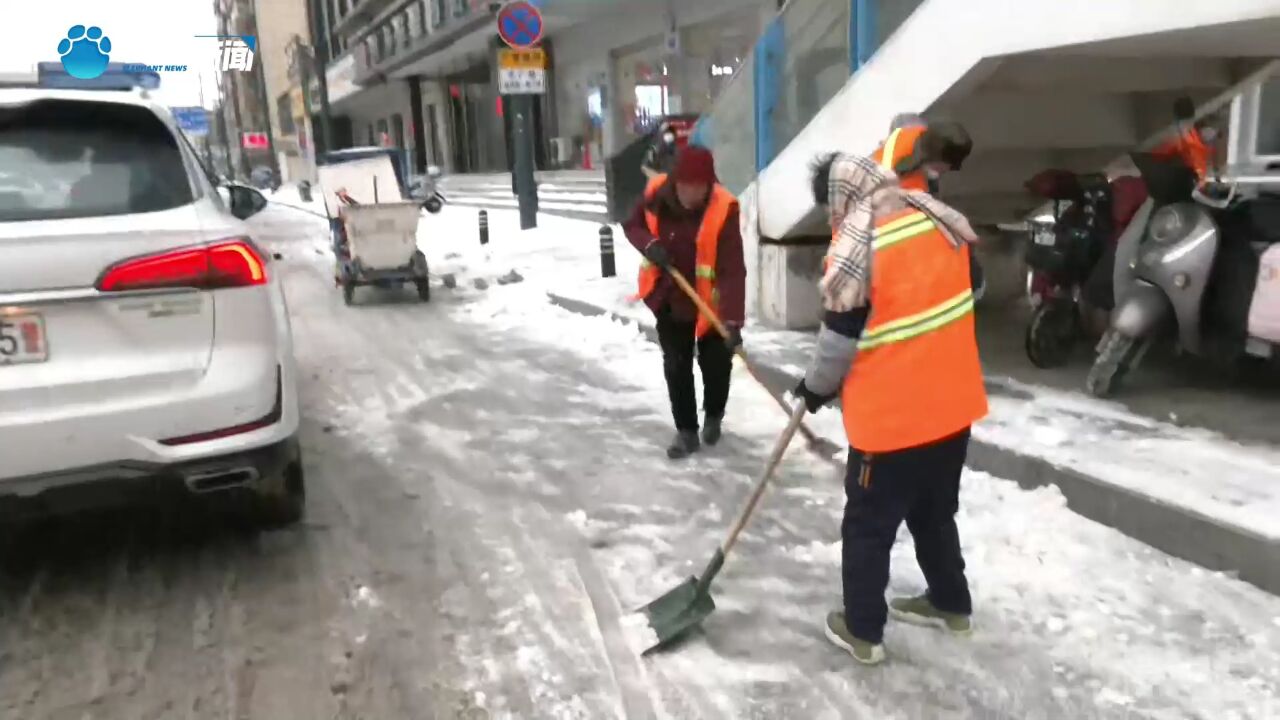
637, 575, 716, 655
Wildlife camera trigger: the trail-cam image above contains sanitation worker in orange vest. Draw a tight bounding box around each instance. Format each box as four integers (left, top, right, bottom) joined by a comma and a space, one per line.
623, 146, 746, 460
796, 122, 988, 665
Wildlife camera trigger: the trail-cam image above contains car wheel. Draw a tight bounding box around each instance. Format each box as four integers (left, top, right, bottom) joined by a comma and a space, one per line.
415, 278, 431, 302
255, 447, 305, 527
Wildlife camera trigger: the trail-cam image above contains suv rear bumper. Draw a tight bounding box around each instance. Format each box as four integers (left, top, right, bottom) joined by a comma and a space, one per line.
0, 436, 299, 518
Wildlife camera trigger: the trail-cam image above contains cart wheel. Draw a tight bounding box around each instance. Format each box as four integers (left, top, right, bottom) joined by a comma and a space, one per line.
415, 278, 431, 302
342, 281, 355, 306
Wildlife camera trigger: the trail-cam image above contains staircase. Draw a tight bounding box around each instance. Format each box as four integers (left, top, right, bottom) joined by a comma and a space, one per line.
438, 170, 609, 224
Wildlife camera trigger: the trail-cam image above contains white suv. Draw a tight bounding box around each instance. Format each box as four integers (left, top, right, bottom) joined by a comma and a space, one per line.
0, 88, 303, 525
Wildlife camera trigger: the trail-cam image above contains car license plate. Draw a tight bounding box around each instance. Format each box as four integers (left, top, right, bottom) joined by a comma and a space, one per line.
0, 313, 49, 365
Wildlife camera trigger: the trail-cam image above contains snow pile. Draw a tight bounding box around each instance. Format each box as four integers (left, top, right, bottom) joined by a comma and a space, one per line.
977, 377, 1280, 540
619, 612, 661, 657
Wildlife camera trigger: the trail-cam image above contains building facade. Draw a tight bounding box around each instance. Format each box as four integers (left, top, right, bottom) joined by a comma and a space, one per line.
214, 0, 275, 179
255, 0, 316, 182
303, 0, 776, 177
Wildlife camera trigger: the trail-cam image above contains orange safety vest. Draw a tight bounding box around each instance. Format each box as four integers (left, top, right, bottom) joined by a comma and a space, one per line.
841, 207, 988, 453
822, 127, 932, 275
632, 173, 736, 338
871, 126, 929, 192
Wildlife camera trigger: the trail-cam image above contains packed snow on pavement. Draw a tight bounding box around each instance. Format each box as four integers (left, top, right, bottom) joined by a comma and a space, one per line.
301, 202, 1280, 717
7, 195, 1273, 719
422, 196, 1280, 545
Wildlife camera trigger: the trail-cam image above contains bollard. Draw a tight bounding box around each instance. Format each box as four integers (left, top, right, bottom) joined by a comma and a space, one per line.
599, 225, 616, 278
479, 209, 489, 246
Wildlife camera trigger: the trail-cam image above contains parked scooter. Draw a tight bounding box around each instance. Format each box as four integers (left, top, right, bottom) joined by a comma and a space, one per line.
1022, 170, 1115, 367
1085, 152, 1280, 396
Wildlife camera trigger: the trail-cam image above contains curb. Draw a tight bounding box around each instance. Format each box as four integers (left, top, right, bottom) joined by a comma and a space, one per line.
547, 291, 1280, 597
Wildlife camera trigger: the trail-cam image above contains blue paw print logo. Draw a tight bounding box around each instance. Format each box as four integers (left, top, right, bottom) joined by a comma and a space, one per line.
57, 25, 112, 79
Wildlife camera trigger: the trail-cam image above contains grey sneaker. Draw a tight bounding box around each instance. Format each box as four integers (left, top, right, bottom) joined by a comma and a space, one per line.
889, 594, 973, 636
701, 415, 723, 446
824, 611, 885, 666
666, 430, 701, 460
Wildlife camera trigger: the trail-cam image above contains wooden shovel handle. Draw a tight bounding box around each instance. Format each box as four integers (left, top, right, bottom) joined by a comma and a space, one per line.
665, 267, 830, 453
722, 401, 808, 555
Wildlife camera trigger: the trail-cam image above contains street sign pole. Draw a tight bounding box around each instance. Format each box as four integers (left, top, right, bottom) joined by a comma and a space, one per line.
497, 1, 546, 231
513, 94, 537, 230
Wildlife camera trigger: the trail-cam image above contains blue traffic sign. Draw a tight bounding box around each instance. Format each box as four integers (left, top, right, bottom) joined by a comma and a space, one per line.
497, 1, 543, 50
171, 106, 210, 137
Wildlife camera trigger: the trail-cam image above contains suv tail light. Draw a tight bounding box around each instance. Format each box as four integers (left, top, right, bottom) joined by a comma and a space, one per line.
97, 238, 267, 292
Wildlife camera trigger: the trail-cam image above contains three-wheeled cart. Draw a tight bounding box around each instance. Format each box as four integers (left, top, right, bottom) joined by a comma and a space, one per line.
317, 147, 431, 305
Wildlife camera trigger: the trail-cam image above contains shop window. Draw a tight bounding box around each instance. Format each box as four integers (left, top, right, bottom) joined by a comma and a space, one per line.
431, 0, 446, 28
1256, 75, 1280, 157
452, 0, 468, 18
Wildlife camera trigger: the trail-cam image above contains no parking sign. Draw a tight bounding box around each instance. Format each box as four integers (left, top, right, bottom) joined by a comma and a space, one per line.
496, 1, 543, 50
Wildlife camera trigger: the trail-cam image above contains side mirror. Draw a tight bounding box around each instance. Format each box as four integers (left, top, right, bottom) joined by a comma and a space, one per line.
427, 165, 443, 180
227, 183, 268, 220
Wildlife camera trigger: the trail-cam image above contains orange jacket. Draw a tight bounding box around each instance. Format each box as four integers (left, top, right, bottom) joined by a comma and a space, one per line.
1152, 126, 1211, 181
841, 207, 988, 452
632, 174, 737, 338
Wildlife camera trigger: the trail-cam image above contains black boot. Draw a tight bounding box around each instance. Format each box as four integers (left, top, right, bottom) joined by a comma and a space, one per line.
701, 415, 723, 446
667, 430, 701, 460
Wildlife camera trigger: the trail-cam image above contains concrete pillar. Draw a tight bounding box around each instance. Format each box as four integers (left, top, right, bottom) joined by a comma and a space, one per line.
603, 50, 622, 157
758, 240, 827, 329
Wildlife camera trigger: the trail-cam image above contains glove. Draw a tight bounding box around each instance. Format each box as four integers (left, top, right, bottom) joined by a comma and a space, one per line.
643, 240, 670, 268
794, 379, 836, 414
723, 325, 743, 354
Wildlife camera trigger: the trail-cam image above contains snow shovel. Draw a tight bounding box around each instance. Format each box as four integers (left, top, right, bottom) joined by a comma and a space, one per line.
664, 266, 843, 462
636, 400, 808, 654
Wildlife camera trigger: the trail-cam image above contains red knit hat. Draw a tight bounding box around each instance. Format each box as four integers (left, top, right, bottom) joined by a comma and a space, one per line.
673, 146, 717, 185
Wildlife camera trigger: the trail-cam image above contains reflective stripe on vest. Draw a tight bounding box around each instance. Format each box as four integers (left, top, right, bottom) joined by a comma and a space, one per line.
858, 288, 974, 350
872, 126, 929, 192
879, 128, 903, 171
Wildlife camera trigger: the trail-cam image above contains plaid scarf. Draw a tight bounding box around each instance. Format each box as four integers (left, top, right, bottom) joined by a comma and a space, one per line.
821, 153, 978, 312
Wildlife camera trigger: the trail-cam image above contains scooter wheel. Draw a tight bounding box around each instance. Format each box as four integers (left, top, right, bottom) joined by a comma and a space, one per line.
1086, 331, 1143, 398
1025, 301, 1079, 369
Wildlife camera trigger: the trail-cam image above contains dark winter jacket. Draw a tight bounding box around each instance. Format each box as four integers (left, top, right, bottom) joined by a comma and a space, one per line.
623, 181, 747, 326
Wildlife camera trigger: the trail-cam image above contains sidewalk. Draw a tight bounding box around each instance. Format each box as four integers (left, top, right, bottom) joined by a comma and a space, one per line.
404, 204, 1280, 597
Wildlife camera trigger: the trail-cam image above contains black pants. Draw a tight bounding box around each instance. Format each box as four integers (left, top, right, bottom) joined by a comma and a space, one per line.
842, 429, 972, 644
655, 307, 732, 431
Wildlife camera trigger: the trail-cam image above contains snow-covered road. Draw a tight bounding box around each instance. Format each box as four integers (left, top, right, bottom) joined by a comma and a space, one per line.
1, 201, 1277, 719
